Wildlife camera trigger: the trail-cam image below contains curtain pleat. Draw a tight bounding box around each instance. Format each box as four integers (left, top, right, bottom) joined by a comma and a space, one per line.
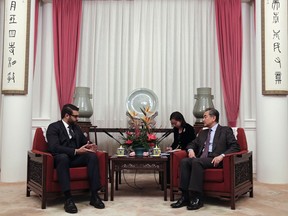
215, 0, 242, 127
53, 0, 82, 109
77, 0, 225, 128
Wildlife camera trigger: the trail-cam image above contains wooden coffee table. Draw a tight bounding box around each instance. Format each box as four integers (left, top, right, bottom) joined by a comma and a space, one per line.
110, 155, 168, 201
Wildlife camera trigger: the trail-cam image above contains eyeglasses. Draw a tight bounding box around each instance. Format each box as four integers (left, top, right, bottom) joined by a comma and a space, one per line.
70, 114, 79, 118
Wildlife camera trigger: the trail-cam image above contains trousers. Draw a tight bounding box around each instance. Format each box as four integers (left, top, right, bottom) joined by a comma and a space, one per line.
179, 157, 215, 193
54, 152, 101, 192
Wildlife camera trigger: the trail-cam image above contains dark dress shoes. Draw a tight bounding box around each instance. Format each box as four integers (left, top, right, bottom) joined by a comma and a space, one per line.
64, 198, 78, 214
187, 197, 203, 210
90, 194, 105, 209
170, 196, 189, 208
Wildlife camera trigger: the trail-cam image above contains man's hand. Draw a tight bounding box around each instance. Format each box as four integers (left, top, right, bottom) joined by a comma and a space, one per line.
86, 143, 98, 152
211, 155, 224, 167
75, 143, 97, 155
188, 149, 196, 158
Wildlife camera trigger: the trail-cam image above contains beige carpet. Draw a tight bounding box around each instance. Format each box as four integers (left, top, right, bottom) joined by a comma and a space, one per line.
0, 173, 288, 216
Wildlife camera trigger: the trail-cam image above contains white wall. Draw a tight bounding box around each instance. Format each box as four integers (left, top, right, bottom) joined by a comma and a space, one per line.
30, 1, 257, 169
240, 1, 257, 172
255, 0, 288, 184
0, 0, 259, 181
0, 0, 34, 182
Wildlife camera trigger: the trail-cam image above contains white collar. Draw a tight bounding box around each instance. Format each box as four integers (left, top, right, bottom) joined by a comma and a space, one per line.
211, 123, 219, 132
62, 120, 69, 129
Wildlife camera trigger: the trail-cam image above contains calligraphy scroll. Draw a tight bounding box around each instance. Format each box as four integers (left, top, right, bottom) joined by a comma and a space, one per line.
262, 0, 288, 95
1, 0, 31, 95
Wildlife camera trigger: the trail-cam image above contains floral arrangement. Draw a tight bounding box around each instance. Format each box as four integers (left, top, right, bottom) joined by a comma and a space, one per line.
104, 106, 169, 153
122, 106, 158, 150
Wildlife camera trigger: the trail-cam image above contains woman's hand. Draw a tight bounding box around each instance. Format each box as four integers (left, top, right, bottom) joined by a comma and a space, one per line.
166, 146, 172, 151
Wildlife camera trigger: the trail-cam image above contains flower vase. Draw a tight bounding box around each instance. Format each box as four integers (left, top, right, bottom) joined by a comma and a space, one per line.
133, 147, 146, 157
117, 145, 125, 156
152, 145, 161, 156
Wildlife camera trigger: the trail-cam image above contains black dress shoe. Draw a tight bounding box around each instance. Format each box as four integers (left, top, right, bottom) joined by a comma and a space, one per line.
90, 194, 105, 209
64, 198, 78, 214
170, 196, 189, 208
187, 197, 203, 210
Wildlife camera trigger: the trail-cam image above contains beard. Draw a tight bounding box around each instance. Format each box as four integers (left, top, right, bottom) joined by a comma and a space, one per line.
68, 117, 77, 125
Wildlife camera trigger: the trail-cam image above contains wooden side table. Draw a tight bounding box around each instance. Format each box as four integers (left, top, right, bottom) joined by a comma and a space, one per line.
110, 155, 168, 201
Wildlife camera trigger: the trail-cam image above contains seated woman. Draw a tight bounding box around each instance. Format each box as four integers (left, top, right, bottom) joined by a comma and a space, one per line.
167, 111, 196, 151
166, 111, 196, 184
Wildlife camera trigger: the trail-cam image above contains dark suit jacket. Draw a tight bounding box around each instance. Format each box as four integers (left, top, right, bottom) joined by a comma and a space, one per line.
46, 120, 87, 157
186, 125, 240, 158
171, 123, 196, 150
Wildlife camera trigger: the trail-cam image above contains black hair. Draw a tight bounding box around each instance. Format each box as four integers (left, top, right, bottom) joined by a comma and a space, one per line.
61, 104, 79, 119
205, 107, 219, 122
170, 111, 186, 127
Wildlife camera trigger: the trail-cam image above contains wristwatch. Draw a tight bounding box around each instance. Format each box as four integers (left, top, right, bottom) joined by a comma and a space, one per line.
221, 153, 225, 158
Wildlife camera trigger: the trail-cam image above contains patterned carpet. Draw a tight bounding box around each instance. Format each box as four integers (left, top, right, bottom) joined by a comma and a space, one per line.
0, 173, 288, 216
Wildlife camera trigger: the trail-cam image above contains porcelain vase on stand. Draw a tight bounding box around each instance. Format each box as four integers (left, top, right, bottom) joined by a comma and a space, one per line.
193, 87, 214, 123
73, 87, 93, 123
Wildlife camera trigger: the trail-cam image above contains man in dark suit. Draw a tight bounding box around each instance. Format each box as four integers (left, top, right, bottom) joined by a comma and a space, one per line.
46, 104, 105, 214
170, 108, 240, 210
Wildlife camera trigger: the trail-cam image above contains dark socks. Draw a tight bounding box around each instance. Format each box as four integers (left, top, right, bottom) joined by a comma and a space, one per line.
64, 190, 72, 200
91, 191, 98, 201
182, 190, 189, 201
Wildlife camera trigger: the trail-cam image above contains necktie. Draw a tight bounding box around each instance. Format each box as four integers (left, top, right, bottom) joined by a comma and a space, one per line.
68, 126, 75, 139
200, 129, 211, 158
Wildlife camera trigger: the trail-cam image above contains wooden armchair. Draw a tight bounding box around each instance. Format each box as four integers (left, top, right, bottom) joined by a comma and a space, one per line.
26, 127, 108, 209
170, 127, 253, 209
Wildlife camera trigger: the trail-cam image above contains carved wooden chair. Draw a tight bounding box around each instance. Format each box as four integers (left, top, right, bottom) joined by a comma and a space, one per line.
170, 127, 253, 209
26, 127, 108, 209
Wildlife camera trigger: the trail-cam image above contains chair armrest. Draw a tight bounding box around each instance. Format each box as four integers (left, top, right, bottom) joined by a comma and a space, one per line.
233, 151, 253, 184
30, 150, 54, 173
170, 150, 187, 171
170, 149, 187, 159
222, 151, 253, 188
95, 151, 108, 188
224, 150, 248, 158
222, 151, 251, 166
27, 150, 54, 185
170, 150, 187, 188
31, 150, 53, 157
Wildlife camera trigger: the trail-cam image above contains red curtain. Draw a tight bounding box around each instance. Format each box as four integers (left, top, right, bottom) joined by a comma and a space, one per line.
52, 0, 82, 109
215, 0, 242, 127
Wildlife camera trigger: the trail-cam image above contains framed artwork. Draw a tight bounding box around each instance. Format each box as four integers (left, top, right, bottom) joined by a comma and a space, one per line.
1, 0, 31, 95
261, 0, 288, 95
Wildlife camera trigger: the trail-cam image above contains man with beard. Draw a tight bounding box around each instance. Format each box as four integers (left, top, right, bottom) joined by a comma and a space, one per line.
46, 104, 105, 214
